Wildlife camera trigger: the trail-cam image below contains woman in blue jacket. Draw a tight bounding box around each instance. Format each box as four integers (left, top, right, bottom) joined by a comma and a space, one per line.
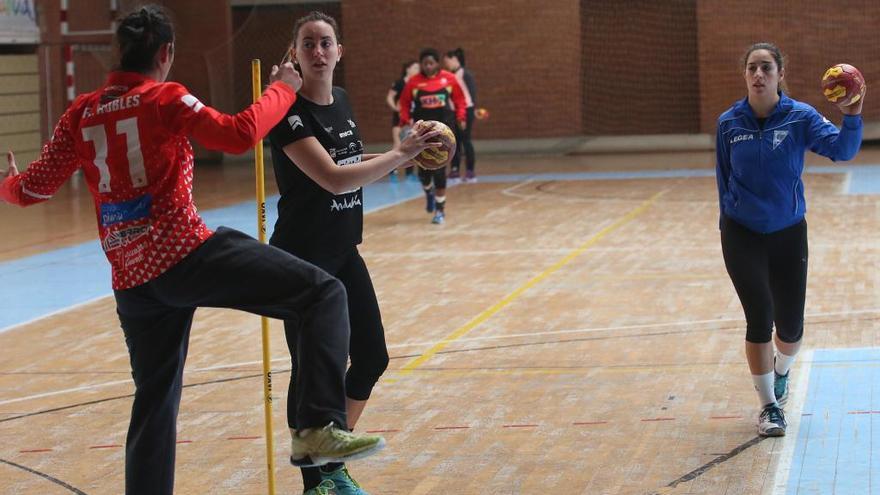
716, 42, 865, 437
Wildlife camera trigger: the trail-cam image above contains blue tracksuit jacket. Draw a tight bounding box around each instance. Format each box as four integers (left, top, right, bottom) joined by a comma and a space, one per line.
715, 93, 863, 233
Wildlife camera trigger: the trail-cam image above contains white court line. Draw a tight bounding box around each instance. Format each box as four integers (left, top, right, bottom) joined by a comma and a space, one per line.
0, 378, 133, 406
841, 171, 853, 195
3, 309, 876, 407
770, 349, 814, 495
500, 179, 537, 197
501, 179, 597, 203
384, 307, 880, 349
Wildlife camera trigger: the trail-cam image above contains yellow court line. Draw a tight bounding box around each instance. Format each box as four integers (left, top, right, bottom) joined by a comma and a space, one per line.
396, 190, 667, 376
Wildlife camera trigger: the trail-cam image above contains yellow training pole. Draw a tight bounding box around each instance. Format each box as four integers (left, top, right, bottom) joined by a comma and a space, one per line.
252, 58, 276, 495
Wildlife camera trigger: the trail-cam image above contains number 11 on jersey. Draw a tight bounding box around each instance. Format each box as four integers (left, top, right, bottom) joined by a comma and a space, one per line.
82, 117, 148, 193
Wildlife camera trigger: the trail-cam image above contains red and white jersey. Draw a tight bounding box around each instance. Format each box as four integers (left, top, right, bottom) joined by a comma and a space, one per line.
1, 71, 296, 289
398, 70, 467, 126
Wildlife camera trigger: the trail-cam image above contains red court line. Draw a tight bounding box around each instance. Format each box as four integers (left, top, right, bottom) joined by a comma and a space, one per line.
16, 414, 749, 455
847, 410, 880, 415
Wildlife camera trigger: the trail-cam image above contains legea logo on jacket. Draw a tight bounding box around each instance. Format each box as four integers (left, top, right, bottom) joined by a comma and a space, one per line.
731, 134, 754, 144
772, 130, 789, 150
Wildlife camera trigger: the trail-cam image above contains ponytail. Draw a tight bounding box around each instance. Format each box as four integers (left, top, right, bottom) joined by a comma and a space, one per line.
115, 5, 174, 73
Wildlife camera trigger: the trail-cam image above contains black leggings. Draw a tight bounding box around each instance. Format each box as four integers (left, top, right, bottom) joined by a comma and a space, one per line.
418, 165, 447, 190
283, 247, 388, 408
720, 216, 808, 344
451, 107, 476, 173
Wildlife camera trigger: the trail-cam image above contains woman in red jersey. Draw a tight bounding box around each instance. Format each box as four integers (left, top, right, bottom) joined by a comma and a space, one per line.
398, 48, 467, 224
0, 5, 402, 494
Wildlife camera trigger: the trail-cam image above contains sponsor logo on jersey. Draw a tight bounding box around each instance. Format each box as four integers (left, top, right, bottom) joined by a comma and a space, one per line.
288, 115, 303, 131
772, 130, 789, 150
324, 126, 333, 133
339, 129, 354, 138
347, 119, 357, 128
336, 154, 362, 166
102, 224, 149, 252
419, 94, 446, 109
181, 94, 204, 113
330, 195, 362, 212
100, 194, 152, 227
328, 147, 337, 158
730, 133, 754, 144
122, 241, 147, 269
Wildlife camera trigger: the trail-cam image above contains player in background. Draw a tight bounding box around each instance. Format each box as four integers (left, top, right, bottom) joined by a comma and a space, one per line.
443, 48, 478, 183
715, 42, 865, 436
1, 5, 386, 494
398, 48, 467, 224
386, 60, 420, 182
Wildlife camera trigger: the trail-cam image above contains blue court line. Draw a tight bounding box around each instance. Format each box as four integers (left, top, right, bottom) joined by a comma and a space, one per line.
785, 347, 880, 494
0, 178, 426, 332
2, 165, 880, 332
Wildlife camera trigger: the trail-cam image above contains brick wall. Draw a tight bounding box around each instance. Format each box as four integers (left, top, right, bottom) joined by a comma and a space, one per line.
582, 0, 700, 135
34, 1, 880, 148
697, 0, 880, 133
341, 0, 582, 143
229, 3, 343, 112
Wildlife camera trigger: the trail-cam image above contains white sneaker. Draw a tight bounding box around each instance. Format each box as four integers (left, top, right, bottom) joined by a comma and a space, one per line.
757, 404, 786, 437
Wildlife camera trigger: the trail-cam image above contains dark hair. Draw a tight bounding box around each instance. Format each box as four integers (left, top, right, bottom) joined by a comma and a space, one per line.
291, 11, 341, 48
742, 42, 787, 92
400, 60, 417, 78
419, 48, 440, 63
115, 5, 174, 73
445, 48, 466, 67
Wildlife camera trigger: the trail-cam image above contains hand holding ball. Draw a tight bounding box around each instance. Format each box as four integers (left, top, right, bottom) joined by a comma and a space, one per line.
412, 120, 456, 170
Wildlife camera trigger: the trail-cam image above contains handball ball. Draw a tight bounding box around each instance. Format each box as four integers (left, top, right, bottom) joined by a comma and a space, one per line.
413, 120, 456, 170
475, 107, 490, 120
822, 63, 866, 106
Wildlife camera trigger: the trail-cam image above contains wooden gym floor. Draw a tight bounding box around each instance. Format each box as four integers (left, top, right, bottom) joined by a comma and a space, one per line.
2, 148, 880, 494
